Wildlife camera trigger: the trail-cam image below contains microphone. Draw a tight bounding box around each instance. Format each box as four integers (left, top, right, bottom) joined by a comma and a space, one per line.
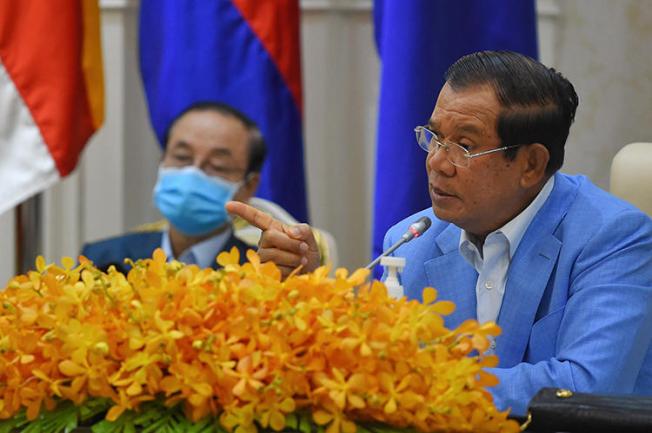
365, 216, 432, 270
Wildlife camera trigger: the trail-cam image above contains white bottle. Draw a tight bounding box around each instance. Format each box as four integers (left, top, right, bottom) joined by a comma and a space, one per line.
380, 256, 406, 299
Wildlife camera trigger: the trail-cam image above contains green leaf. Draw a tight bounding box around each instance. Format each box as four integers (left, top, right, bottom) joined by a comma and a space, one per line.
185, 417, 214, 433
0, 411, 28, 433
285, 413, 298, 430
13, 397, 401, 433
211, 418, 229, 433
16, 401, 80, 433
92, 410, 137, 433
124, 422, 137, 433
79, 399, 112, 423
297, 412, 314, 433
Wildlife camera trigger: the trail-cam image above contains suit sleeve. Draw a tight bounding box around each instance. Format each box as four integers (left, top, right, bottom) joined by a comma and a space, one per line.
79, 242, 97, 263
488, 210, 652, 415
79, 242, 114, 271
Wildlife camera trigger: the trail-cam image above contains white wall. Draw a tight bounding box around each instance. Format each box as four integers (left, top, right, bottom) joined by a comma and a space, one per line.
2, 0, 651, 285
302, 0, 378, 269
555, 0, 652, 187
0, 210, 14, 281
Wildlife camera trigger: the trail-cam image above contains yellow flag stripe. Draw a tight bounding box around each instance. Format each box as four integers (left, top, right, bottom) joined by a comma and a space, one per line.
81, 0, 104, 129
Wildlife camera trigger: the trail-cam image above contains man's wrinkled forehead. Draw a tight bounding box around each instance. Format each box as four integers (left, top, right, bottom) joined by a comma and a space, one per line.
427, 83, 500, 134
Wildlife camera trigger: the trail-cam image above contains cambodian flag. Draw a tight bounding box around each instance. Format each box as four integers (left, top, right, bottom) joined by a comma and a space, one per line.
0, 0, 104, 215
372, 0, 538, 275
139, 0, 308, 222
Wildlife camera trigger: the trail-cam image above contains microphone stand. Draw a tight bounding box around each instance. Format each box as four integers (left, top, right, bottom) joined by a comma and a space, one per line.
365, 216, 432, 270
365, 237, 408, 270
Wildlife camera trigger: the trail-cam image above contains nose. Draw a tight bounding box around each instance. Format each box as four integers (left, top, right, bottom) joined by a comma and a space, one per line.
427, 147, 455, 177
194, 160, 206, 171
188, 158, 210, 176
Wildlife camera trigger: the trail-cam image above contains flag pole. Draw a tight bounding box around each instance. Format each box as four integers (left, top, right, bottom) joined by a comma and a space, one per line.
15, 195, 42, 274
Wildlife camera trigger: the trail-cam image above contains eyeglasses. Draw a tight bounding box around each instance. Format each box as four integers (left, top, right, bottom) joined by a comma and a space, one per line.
414, 126, 522, 168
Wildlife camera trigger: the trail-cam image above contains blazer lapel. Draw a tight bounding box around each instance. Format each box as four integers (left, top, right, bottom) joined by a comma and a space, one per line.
127, 232, 164, 261
495, 173, 577, 367
495, 235, 561, 367
424, 224, 478, 329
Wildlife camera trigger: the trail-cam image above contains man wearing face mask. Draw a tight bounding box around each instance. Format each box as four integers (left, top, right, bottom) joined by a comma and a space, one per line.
80, 101, 264, 273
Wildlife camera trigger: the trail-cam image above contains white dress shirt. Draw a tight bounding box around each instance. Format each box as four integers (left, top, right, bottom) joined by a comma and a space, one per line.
161, 227, 233, 269
459, 177, 555, 340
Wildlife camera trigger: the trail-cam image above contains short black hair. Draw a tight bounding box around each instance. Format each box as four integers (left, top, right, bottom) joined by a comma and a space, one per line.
163, 101, 266, 175
445, 50, 579, 175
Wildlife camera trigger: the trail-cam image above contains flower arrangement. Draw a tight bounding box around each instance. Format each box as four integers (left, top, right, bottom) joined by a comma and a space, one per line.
0, 249, 519, 433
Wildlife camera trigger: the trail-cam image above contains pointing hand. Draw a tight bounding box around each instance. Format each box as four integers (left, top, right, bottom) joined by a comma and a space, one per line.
226, 201, 321, 278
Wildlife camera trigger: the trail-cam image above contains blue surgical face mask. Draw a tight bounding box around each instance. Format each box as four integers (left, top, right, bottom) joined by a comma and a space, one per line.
153, 166, 242, 236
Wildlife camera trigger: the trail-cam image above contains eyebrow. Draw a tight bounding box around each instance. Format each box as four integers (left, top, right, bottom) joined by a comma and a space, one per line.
427, 121, 483, 136
170, 140, 233, 157
169, 140, 191, 151
457, 124, 483, 136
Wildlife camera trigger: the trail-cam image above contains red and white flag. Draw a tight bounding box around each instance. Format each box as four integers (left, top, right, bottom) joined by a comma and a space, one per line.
0, 0, 104, 215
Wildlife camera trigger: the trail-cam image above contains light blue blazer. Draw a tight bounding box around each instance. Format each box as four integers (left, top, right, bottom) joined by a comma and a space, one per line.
383, 173, 652, 415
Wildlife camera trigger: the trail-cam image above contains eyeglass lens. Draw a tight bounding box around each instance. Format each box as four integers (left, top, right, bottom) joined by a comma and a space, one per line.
417, 128, 468, 167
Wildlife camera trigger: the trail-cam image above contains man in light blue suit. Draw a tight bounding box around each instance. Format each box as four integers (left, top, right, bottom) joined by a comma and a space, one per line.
380, 51, 652, 415
385, 175, 652, 415
228, 51, 652, 416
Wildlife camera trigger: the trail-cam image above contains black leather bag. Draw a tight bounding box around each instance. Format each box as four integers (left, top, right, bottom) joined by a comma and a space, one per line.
524, 388, 652, 433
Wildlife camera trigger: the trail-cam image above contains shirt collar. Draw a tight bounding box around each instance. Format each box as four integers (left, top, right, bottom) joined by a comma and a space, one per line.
459, 176, 555, 259
161, 227, 233, 269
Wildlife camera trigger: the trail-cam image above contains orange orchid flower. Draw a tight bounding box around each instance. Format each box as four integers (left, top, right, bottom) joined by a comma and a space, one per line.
0, 249, 519, 433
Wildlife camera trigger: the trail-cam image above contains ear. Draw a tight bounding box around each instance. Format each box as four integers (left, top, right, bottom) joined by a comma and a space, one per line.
519, 143, 549, 188
233, 173, 260, 203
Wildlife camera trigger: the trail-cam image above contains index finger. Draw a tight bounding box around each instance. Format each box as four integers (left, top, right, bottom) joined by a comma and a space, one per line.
226, 201, 286, 232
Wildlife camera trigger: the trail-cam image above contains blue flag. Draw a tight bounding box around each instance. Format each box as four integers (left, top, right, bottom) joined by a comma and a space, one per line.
372, 0, 538, 275
139, 0, 308, 222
